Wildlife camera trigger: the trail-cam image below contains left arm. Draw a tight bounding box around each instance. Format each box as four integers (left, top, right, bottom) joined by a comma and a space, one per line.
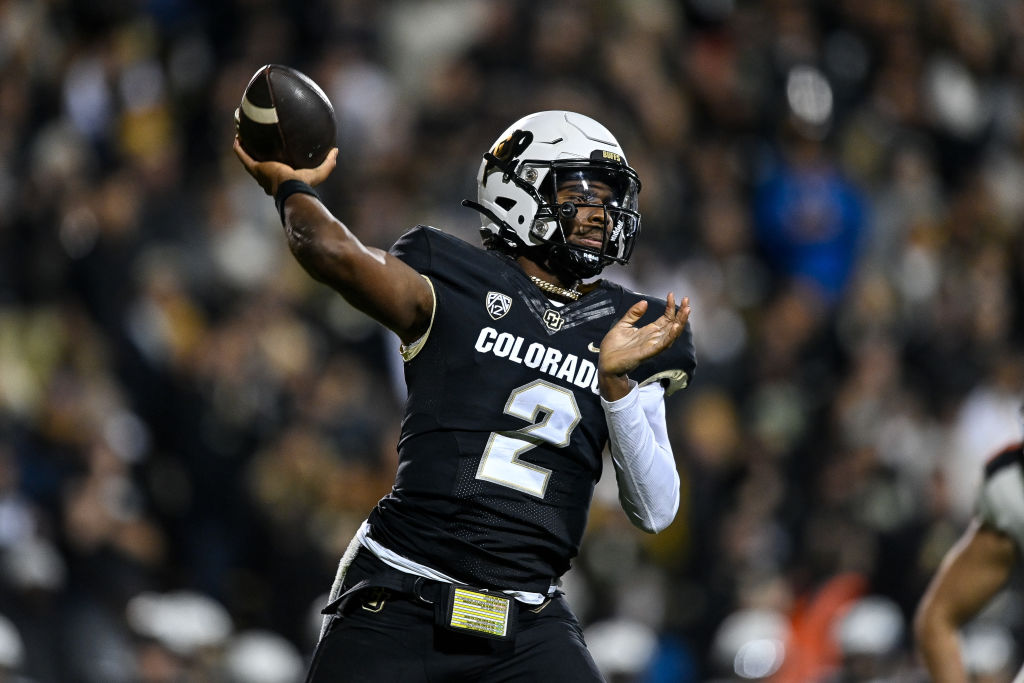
599, 294, 690, 533
603, 382, 679, 533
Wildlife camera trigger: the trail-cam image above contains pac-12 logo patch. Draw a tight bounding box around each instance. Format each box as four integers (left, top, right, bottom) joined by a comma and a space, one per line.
486, 292, 512, 320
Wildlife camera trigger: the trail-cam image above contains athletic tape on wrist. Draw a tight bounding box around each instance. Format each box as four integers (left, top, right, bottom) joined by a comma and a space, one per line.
274, 179, 318, 224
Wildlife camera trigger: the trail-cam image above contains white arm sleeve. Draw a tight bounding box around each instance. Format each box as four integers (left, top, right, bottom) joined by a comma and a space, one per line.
601, 381, 680, 533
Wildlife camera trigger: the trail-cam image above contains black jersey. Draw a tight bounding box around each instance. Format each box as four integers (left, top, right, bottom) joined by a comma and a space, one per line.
364, 226, 696, 593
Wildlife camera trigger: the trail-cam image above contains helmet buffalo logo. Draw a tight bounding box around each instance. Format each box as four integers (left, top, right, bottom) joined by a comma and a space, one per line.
482, 130, 533, 183
486, 292, 512, 320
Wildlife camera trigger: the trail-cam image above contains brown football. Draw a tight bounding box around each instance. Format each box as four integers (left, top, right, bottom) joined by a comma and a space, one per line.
235, 64, 336, 169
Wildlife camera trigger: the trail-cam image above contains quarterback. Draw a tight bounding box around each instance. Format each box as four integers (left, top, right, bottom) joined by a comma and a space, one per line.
235, 110, 696, 681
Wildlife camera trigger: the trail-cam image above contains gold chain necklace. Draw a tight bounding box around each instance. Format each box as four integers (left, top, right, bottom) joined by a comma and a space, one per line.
529, 275, 581, 301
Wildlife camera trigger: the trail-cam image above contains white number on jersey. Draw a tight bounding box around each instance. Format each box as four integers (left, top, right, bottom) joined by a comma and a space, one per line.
475, 379, 581, 498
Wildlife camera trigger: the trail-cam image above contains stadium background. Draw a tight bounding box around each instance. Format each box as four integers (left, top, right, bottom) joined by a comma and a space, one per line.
0, 0, 1022, 680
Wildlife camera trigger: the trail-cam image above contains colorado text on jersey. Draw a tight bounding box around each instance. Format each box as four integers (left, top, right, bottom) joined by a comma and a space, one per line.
474, 326, 600, 394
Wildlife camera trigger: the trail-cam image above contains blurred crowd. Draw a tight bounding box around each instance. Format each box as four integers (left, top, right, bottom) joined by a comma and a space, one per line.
0, 0, 1023, 681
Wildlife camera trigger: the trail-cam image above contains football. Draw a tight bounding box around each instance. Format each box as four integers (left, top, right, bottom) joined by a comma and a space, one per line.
235, 64, 337, 169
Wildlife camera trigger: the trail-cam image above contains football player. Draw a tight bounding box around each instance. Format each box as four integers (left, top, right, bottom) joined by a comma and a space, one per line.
914, 417, 1024, 683
234, 110, 696, 682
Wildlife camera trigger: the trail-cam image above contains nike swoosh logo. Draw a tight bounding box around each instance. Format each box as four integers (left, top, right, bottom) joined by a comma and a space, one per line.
587, 343, 600, 353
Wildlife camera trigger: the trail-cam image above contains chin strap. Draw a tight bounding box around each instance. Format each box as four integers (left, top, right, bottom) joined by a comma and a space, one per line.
461, 198, 499, 225
548, 243, 605, 280
462, 199, 519, 251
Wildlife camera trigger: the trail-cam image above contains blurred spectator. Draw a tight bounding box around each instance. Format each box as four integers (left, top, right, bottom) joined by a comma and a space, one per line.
0, 613, 29, 683
223, 629, 304, 683
754, 76, 869, 309
125, 590, 233, 682
826, 595, 910, 682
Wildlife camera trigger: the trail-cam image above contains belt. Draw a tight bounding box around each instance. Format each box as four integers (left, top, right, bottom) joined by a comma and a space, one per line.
319, 550, 449, 614
321, 572, 449, 615
321, 550, 552, 616
322, 551, 535, 641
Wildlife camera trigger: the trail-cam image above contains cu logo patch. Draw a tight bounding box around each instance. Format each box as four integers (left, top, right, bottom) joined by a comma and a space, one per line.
486, 291, 512, 320
542, 309, 564, 331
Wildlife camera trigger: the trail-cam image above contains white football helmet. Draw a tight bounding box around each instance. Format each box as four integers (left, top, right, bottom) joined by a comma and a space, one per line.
463, 111, 641, 279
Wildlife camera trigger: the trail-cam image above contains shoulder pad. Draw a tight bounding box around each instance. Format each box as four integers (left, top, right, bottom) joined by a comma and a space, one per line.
390, 226, 491, 278
984, 443, 1024, 481
976, 442, 1024, 539
389, 225, 437, 272
630, 291, 697, 396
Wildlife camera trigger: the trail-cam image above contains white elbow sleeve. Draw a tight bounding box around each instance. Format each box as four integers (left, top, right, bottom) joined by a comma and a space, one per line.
602, 382, 680, 533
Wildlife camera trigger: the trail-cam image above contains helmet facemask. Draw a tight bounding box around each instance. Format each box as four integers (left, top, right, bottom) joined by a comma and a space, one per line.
531, 160, 641, 280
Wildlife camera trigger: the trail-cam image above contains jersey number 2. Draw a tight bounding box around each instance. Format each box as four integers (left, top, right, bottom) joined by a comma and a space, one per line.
476, 379, 581, 498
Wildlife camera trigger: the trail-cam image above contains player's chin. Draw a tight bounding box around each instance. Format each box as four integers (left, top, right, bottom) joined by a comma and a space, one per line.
567, 236, 605, 251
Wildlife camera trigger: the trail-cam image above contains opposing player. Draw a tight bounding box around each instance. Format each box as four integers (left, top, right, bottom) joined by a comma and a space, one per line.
914, 429, 1024, 683
234, 110, 696, 681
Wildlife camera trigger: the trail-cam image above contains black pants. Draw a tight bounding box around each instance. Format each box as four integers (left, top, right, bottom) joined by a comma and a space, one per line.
305, 550, 604, 682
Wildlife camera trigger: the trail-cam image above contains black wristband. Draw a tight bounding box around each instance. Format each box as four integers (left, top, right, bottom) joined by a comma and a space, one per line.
274, 179, 319, 224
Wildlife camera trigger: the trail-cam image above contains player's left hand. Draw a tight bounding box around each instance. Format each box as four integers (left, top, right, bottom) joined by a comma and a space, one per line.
598, 293, 690, 377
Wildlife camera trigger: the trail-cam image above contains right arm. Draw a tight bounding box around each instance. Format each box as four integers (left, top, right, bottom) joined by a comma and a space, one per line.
233, 138, 433, 345
913, 519, 1017, 683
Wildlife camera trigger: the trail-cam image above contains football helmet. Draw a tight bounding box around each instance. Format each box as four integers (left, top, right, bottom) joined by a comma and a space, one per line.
463, 111, 641, 280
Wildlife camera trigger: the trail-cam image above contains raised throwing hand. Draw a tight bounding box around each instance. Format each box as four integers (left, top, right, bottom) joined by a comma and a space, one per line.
234, 136, 338, 196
